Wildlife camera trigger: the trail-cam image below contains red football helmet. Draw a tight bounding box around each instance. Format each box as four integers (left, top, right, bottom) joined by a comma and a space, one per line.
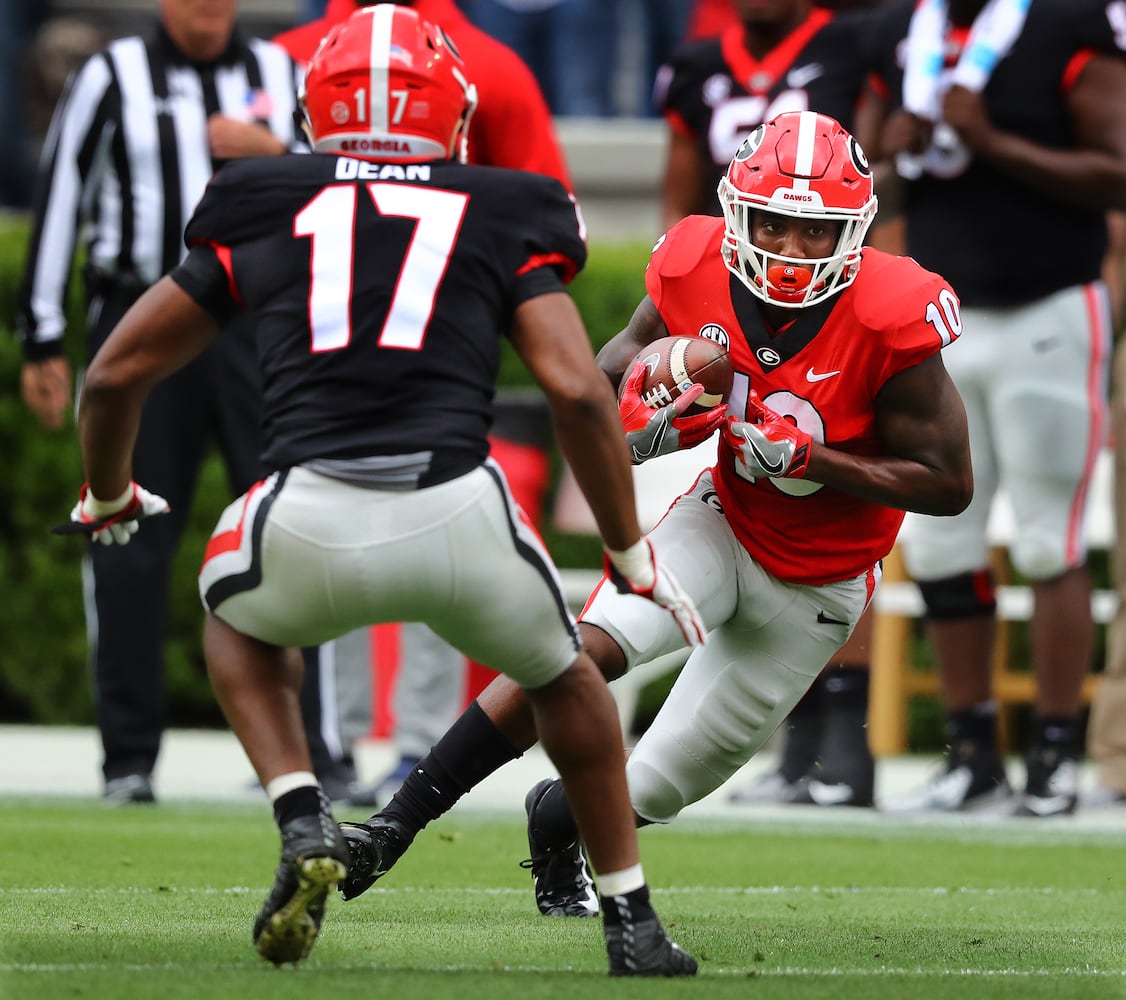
718, 110, 877, 308
300, 4, 478, 162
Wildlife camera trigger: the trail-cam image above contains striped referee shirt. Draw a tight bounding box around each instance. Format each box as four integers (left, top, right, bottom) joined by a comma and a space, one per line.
17, 22, 304, 360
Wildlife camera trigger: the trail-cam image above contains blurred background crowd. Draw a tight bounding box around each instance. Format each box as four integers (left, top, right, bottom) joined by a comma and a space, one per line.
0, 0, 878, 214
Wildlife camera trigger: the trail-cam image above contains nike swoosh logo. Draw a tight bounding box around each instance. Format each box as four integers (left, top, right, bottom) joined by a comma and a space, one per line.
787, 63, 824, 89
630, 413, 671, 462
806, 780, 856, 806
817, 610, 848, 626
806, 367, 841, 383
748, 438, 785, 476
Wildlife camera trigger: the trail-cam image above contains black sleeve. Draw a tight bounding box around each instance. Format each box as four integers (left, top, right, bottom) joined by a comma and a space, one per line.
511, 265, 568, 307
1071, 0, 1126, 53
169, 244, 241, 325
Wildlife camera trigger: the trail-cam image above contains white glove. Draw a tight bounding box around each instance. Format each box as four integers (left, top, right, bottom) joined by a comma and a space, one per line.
604, 538, 706, 647
65, 482, 171, 545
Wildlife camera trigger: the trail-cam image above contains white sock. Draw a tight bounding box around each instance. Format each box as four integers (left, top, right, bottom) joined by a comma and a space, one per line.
265, 771, 318, 804
596, 864, 645, 897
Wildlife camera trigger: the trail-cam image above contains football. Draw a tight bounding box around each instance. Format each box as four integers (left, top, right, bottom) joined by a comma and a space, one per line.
619, 336, 733, 416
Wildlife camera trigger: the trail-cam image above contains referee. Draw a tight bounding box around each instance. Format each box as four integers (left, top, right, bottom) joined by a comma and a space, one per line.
16, 0, 304, 803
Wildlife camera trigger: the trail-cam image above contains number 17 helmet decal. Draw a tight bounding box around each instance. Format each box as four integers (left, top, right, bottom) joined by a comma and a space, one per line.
301, 3, 478, 163
718, 111, 878, 309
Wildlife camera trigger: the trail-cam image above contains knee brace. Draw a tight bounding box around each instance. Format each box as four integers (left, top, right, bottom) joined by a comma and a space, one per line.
626, 758, 686, 825
916, 569, 996, 621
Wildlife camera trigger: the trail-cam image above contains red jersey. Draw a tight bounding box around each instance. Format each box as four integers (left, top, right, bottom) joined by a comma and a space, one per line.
274, 0, 572, 188
646, 216, 958, 584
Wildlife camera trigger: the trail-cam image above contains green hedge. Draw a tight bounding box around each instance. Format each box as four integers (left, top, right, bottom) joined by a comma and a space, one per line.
0, 216, 653, 726
1, 218, 1109, 753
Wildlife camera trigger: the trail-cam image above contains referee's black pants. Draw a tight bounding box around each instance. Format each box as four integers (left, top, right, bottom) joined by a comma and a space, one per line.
84, 282, 263, 783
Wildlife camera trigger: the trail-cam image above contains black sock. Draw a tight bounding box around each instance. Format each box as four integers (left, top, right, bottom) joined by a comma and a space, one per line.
946, 701, 999, 754
821, 664, 870, 713
814, 666, 873, 785
382, 700, 521, 835
273, 785, 327, 828
600, 884, 654, 927
1032, 714, 1078, 755
778, 678, 823, 782
528, 778, 579, 850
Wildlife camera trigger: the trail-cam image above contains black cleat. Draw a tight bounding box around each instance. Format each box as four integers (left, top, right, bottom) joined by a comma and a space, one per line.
337, 815, 412, 901
520, 778, 598, 917
1018, 746, 1080, 817
604, 912, 698, 977
881, 740, 1013, 814
103, 773, 156, 805
253, 814, 350, 965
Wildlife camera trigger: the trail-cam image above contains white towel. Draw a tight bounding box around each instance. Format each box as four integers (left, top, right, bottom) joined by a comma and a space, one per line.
898, 0, 1032, 178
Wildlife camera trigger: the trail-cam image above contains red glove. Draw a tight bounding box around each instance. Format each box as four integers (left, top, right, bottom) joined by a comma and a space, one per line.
618, 361, 727, 464
722, 391, 812, 479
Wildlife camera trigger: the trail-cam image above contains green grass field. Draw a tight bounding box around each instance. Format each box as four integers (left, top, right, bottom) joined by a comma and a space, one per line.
2, 799, 1125, 999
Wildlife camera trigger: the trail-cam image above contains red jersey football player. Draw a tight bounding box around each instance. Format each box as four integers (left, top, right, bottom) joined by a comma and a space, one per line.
337, 111, 973, 919
66, 4, 702, 974
655, 0, 891, 810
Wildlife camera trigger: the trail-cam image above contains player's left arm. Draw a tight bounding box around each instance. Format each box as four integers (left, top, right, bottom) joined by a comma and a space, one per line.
799, 351, 973, 516
942, 52, 1126, 212
78, 279, 220, 502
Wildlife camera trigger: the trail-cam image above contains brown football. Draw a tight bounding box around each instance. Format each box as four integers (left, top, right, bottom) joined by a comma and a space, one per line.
619, 335, 733, 416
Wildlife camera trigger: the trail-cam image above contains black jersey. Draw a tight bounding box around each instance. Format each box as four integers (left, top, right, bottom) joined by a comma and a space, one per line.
869, 0, 1124, 306
655, 8, 874, 212
174, 154, 586, 478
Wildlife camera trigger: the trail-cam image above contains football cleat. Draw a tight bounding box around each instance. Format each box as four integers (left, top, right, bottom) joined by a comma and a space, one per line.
727, 769, 809, 805
102, 773, 155, 805
521, 778, 599, 917
793, 777, 874, 808
253, 814, 350, 965
337, 814, 412, 900
603, 909, 698, 977
881, 741, 1013, 814
1018, 746, 1080, 817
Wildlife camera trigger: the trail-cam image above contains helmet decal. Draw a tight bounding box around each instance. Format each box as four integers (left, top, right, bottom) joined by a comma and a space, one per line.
734, 124, 766, 162
849, 135, 871, 176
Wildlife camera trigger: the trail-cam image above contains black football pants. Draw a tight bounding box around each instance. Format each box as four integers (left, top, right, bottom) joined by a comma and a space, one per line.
84, 283, 264, 782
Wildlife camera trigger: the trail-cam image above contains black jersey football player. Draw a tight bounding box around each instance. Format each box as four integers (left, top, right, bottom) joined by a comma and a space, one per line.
64, 3, 703, 975
655, 0, 879, 231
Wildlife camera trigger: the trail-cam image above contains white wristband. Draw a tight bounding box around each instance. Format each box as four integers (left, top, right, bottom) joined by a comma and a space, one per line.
85, 483, 134, 517
605, 538, 655, 590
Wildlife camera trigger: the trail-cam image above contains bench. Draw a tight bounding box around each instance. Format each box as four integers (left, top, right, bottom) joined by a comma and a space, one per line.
868, 448, 1115, 755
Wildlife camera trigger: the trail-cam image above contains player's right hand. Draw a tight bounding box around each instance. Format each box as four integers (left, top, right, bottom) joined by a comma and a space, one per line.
604, 538, 706, 647
57, 482, 171, 545
618, 361, 727, 464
